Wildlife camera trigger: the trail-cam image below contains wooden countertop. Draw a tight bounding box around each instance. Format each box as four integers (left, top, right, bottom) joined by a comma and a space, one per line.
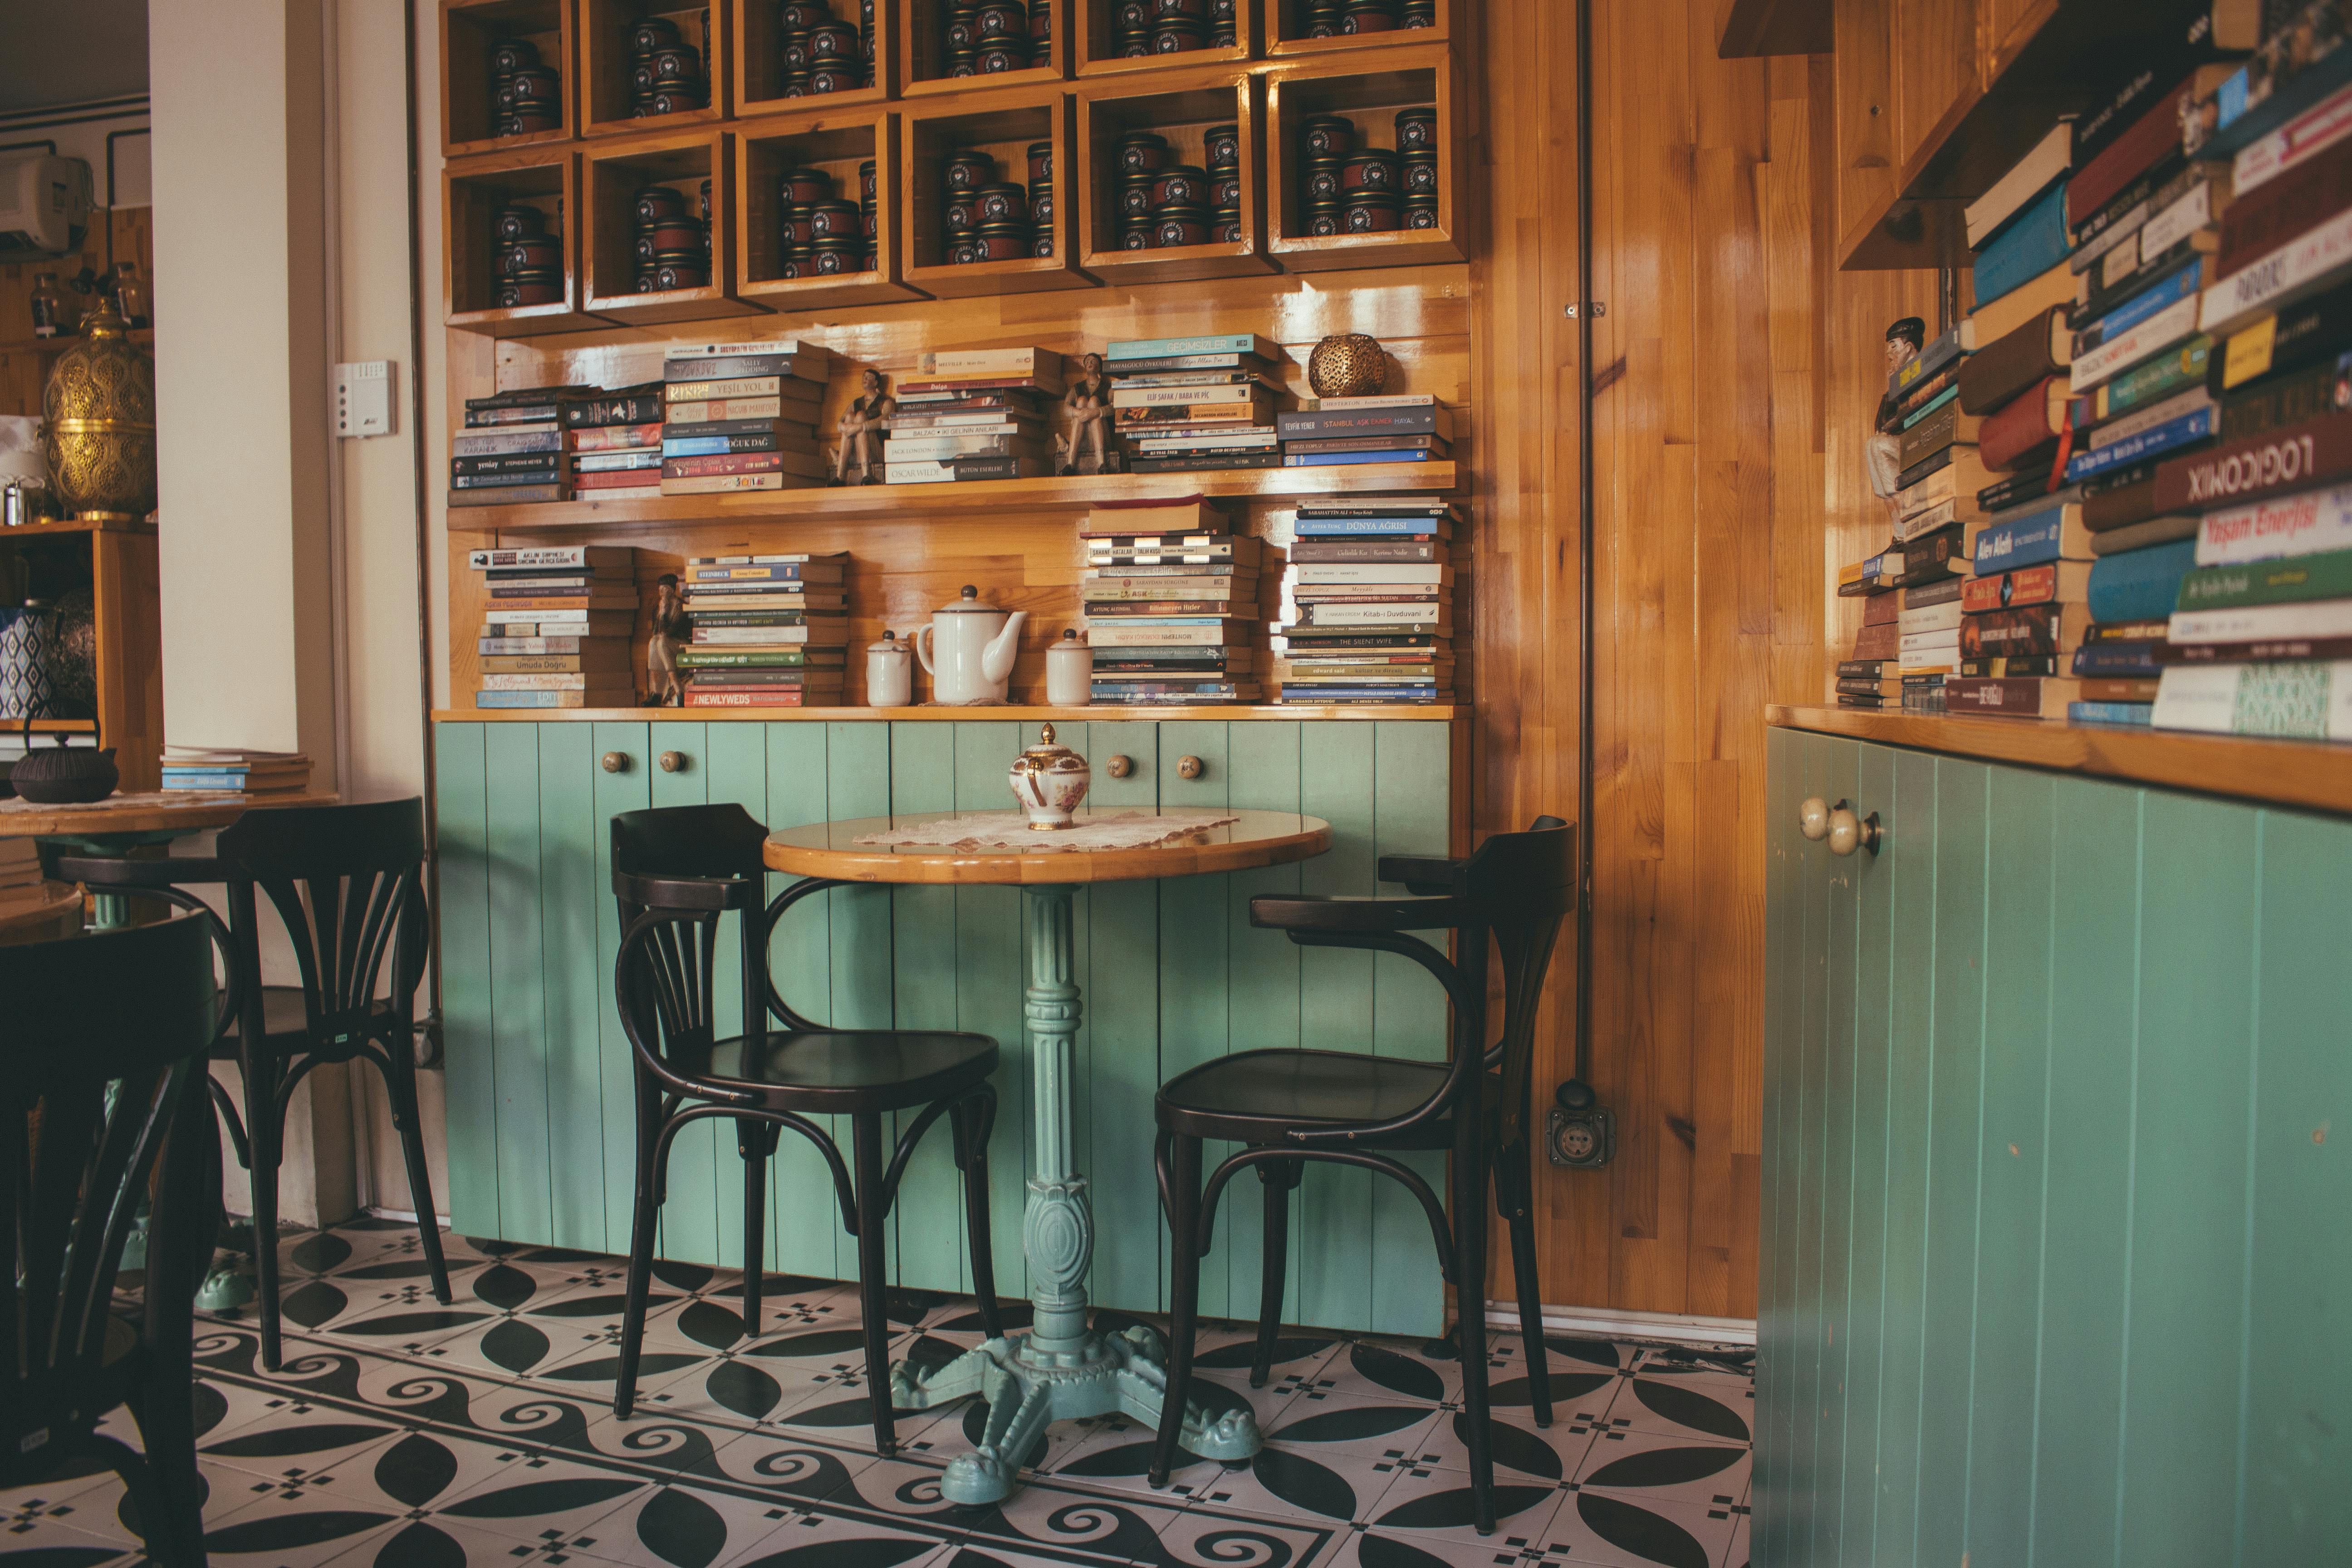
435, 705, 1462, 723
1768, 705, 2352, 818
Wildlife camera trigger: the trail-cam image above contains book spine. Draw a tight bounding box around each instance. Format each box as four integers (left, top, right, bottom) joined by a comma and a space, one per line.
682, 691, 809, 707
2234, 78, 2352, 194
2071, 641, 2167, 676
1106, 334, 1266, 359
2196, 478, 2352, 561
2201, 203, 2352, 338
662, 473, 794, 494
565, 395, 666, 428
1977, 184, 2073, 307
462, 404, 562, 427
1944, 676, 2062, 715
2068, 701, 2156, 724
2152, 661, 2352, 737
2168, 598, 2352, 642
2071, 82, 2191, 225
2070, 294, 2204, 392
2076, 261, 2206, 352
2179, 549, 2352, 607
2086, 537, 2199, 622
664, 353, 801, 381
474, 690, 591, 708
570, 425, 664, 452
2089, 336, 2213, 420
665, 376, 783, 402
664, 397, 807, 424
448, 482, 568, 505
451, 454, 568, 477
451, 430, 567, 456
2155, 412, 2352, 510
2066, 407, 2218, 480
477, 637, 592, 653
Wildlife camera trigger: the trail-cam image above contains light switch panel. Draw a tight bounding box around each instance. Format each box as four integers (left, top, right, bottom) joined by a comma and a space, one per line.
335, 360, 395, 438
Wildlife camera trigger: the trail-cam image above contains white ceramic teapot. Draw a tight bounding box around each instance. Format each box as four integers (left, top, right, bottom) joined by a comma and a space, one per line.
913, 584, 1027, 705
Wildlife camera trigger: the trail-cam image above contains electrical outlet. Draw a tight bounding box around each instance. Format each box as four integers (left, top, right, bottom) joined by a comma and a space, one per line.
335, 360, 394, 438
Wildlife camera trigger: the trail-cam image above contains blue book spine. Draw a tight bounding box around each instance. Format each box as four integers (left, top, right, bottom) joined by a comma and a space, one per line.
662, 437, 742, 456
2086, 537, 2200, 622
2071, 641, 2166, 677
2064, 409, 2217, 481
1293, 518, 1444, 535
1106, 334, 1264, 360
2067, 701, 2156, 725
1899, 384, 1961, 429
2208, 44, 2352, 160
2078, 262, 2205, 348
691, 565, 806, 580
475, 691, 575, 709
161, 773, 250, 789
1283, 450, 1438, 466
1973, 181, 2071, 308
1970, 506, 2069, 573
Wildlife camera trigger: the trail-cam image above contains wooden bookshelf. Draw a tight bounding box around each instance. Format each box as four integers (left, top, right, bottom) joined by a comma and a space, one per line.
1077, 64, 1273, 283
1264, 45, 1461, 272
1073, 0, 1256, 78
443, 0, 577, 157
438, 702, 1460, 721
900, 0, 1065, 98
1266, 0, 1448, 56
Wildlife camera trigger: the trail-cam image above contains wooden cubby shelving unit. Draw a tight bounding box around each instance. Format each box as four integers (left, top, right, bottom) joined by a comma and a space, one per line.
1265, 0, 1446, 57
446, 149, 611, 336
738, 108, 925, 308
901, 0, 1066, 98
901, 84, 1087, 295
1073, 0, 1257, 79
1077, 64, 1272, 283
1264, 44, 1460, 271
583, 126, 767, 323
444, 0, 578, 156
735, 0, 896, 116
580, 0, 730, 135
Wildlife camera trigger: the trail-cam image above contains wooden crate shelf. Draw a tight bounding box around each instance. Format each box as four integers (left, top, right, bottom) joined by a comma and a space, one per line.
581, 0, 730, 136
443, 0, 577, 155
1077, 65, 1271, 283
1264, 44, 1459, 271
584, 127, 769, 323
739, 108, 927, 308
446, 149, 610, 337
902, 86, 1091, 296
736, 0, 894, 117
1074, 0, 1256, 78
902, 0, 1067, 98
1265, 0, 1446, 57
441, 457, 1457, 527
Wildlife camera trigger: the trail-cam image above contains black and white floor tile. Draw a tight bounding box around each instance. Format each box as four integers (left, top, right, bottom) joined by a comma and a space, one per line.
3, 1222, 1752, 1568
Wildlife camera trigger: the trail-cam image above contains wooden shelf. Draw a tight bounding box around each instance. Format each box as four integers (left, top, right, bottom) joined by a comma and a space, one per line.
437, 703, 1462, 722
446, 149, 613, 337
1074, 0, 1257, 78
441, 458, 1456, 528
1768, 704, 2352, 819
739, 108, 927, 309
581, 0, 730, 135
443, 0, 574, 156
902, 86, 1091, 295
0, 515, 154, 538
1078, 66, 1272, 282
900, 0, 1066, 98
1266, 0, 1447, 56
2, 718, 98, 734
1264, 45, 1460, 272
736, 0, 894, 117
585, 127, 769, 323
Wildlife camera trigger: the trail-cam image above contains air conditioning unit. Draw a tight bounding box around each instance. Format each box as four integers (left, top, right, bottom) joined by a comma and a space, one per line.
0, 153, 92, 260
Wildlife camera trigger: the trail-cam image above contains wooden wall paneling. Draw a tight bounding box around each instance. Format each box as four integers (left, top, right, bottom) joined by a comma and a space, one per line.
902, 0, 1065, 97
1829, 0, 1898, 257
902, 86, 1092, 295
738, 0, 895, 115
581, 0, 730, 134
447, 149, 611, 336
739, 108, 927, 309
444, 0, 575, 156
89, 524, 163, 793
1077, 66, 1273, 284
584, 127, 768, 323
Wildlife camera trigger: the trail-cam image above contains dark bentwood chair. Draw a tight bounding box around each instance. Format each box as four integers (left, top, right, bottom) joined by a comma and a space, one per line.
1149, 817, 1574, 1536
51, 799, 453, 1370
610, 804, 1003, 1455
3, 914, 229, 1568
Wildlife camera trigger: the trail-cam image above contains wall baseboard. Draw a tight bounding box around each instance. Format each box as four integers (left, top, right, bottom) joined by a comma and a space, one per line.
1485, 1300, 1756, 1349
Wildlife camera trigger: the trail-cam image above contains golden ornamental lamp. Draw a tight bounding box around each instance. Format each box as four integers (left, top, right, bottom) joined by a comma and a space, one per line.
42, 295, 156, 522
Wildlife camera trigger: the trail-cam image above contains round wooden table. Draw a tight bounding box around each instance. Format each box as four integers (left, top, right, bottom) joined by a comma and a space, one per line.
0, 790, 337, 929
764, 808, 1330, 1506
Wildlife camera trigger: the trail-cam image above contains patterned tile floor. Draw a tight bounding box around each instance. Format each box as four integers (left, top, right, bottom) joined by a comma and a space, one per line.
3, 1219, 1754, 1568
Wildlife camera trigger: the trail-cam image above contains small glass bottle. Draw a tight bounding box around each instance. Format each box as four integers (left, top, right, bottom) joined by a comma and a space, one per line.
29, 273, 67, 338
111, 263, 150, 329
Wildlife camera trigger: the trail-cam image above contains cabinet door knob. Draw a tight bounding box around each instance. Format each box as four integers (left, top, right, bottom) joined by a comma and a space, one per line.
601, 751, 630, 774
1105, 754, 1133, 779
1798, 796, 1830, 840
1827, 802, 1882, 857
1176, 754, 1204, 781
659, 751, 686, 774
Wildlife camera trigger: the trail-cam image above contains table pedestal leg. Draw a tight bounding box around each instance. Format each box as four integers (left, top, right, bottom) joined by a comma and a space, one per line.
892, 883, 1260, 1505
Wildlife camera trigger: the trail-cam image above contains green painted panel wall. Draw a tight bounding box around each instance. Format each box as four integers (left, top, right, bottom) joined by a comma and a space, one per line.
436, 717, 1455, 1338
1761, 734, 2352, 1567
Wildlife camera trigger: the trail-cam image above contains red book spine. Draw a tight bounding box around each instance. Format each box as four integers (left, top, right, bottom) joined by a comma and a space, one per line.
1943, 676, 2053, 716
570, 469, 664, 491
1961, 563, 2063, 612
1977, 377, 2062, 470
2217, 136, 2352, 280
2152, 413, 2352, 512
662, 451, 786, 478
681, 690, 808, 707
2068, 80, 2193, 228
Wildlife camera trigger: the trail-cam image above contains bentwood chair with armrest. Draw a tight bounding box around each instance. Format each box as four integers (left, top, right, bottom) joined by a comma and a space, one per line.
49, 799, 454, 1371
610, 804, 1004, 1455
1149, 817, 1574, 1536
3, 913, 233, 1568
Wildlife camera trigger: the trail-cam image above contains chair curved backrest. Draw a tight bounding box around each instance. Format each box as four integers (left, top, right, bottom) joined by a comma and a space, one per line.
215, 798, 429, 1051
611, 802, 769, 915
1464, 816, 1574, 1150
1, 914, 220, 1477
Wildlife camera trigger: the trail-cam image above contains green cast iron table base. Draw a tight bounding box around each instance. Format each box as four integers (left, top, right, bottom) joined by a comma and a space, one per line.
888, 883, 1263, 1506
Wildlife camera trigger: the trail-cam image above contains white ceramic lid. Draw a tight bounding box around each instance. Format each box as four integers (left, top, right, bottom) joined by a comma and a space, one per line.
937, 583, 1001, 613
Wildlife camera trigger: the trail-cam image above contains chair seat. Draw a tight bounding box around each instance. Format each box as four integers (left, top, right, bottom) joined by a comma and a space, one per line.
1156, 1048, 1493, 1147
690, 1028, 998, 1113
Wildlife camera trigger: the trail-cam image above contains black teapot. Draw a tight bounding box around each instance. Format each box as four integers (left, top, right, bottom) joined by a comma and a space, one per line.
11, 711, 118, 805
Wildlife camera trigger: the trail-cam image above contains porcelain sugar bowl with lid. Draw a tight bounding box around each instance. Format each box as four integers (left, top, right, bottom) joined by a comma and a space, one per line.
1007, 723, 1090, 830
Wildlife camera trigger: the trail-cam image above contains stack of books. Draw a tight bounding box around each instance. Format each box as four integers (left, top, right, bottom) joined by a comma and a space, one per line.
1835, 514, 1972, 711
680, 551, 850, 707
448, 384, 593, 508
1081, 500, 1261, 704
2185, 0, 2348, 166
661, 341, 833, 495
1835, 588, 1902, 709
1276, 393, 1455, 469
472, 545, 638, 709
1271, 499, 1456, 705
1106, 334, 1286, 474
883, 348, 1059, 483
0, 838, 39, 894
158, 748, 314, 794
564, 383, 666, 498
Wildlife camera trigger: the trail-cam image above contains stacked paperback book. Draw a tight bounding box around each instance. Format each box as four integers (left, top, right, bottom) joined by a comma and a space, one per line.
679, 552, 849, 707
158, 748, 314, 794
1276, 393, 1455, 469
1105, 334, 1286, 475
883, 348, 1058, 483
1273, 499, 1456, 705
565, 383, 666, 498
448, 384, 593, 506
662, 342, 832, 495
472, 545, 637, 709
1081, 500, 1260, 704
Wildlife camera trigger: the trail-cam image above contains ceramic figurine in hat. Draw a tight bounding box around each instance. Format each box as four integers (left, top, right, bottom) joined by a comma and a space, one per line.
1866, 316, 1925, 525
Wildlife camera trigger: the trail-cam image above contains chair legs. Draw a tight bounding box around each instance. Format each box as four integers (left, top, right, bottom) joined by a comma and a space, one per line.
951, 1093, 1004, 1340
1250, 1156, 1302, 1389
379, 1042, 453, 1307
851, 1112, 897, 1457
613, 1088, 666, 1419
1452, 1113, 1496, 1535
1499, 1144, 1552, 1428
241, 1057, 285, 1372
739, 1121, 780, 1339
1149, 1133, 1205, 1489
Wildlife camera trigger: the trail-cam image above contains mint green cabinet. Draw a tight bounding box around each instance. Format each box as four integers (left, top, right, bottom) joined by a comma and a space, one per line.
432, 717, 1455, 1338
1759, 727, 2352, 1568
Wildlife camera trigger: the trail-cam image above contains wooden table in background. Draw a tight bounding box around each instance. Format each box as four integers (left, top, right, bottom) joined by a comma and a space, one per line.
764, 808, 1330, 1507
0, 790, 337, 927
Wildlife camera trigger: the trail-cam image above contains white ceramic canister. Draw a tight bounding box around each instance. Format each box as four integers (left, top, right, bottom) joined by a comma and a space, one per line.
866, 629, 913, 707
1044, 627, 1093, 706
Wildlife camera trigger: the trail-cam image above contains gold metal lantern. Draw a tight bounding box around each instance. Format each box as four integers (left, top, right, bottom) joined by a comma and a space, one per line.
1307, 333, 1388, 400
42, 296, 157, 522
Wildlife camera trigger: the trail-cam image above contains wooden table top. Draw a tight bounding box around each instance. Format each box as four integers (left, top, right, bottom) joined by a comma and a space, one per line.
764, 809, 1332, 886
0, 790, 338, 838
0, 881, 84, 944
